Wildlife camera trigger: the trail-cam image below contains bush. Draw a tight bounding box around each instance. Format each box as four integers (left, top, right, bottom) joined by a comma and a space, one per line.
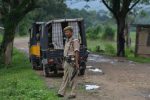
0, 34, 2, 42
93, 45, 105, 53
17, 16, 32, 36
125, 48, 135, 57
87, 47, 92, 52
104, 44, 115, 55
18, 23, 29, 36
95, 45, 101, 52
86, 25, 102, 39
102, 25, 115, 41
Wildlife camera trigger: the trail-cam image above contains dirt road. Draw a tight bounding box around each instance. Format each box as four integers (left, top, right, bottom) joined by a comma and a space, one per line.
14, 37, 150, 100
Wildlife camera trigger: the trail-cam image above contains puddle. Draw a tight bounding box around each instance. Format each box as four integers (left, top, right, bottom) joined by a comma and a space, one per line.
85, 85, 100, 90
86, 66, 93, 69
129, 61, 133, 63
89, 68, 103, 73
110, 61, 115, 64
88, 58, 95, 61
88, 54, 115, 63
137, 88, 150, 99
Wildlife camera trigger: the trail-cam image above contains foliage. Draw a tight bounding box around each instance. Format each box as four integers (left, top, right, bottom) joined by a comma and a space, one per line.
17, 16, 32, 36
16, 1, 111, 36
87, 38, 116, 55
0, 34, 2, 63
31, 0, 67, 21
125, 48, 134, 57
93, 45, 105, 53
102, 25, 115, 41
86, 25, 102, 39
95, 45, 101, 52
0, 34, 2, 43
104, 44, 116, 55
87, 37, 150, 63
125, 48, 150, 63
15, 0, 67, 36
0, 0, 38, 65
0, 49, 59, 100
101, 0, 142, 57
65, 9, 109, 28
127, 56, 150, 63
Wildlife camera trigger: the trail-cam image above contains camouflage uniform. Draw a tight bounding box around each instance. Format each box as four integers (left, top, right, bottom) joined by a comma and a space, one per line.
58, 37, 80, 96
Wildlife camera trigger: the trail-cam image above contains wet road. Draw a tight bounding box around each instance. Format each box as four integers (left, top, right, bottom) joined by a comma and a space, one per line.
14, 37, 150, 100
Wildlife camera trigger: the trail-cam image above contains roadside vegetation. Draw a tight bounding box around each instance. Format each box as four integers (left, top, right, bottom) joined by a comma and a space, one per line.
86, 26, 150, 63
0, 34, 2, 42
0, 49, 59, 100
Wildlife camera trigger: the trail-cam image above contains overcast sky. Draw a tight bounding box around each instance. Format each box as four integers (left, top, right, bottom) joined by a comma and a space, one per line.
65, 0, 150, 12
65, 0, 108, 11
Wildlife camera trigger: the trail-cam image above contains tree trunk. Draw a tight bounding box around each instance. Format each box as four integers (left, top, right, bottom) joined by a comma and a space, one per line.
0, 29, 15, 65
116, 17, 126, 57
124, 22, 131, 48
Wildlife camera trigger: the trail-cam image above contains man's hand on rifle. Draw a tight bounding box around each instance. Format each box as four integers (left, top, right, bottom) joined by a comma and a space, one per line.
75, 50, 79, 70
75, 63, 79, 69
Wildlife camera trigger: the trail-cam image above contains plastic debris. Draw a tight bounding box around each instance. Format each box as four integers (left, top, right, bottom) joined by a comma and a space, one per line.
89, 68, 102, 73
85, 85, 100, 90
86, 66, 93, 69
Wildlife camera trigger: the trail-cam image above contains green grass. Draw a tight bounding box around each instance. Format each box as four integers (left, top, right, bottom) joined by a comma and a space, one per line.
127, 56, 150, 63
87, 36, 150, 63
126, 48, 150, 63
87, 39, 116, 51
0, 49, 59, 100
87, 38, 117, 56
0, 34, 2, 43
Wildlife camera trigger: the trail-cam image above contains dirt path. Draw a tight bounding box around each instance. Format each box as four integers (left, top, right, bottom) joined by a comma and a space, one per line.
14, 37, 150, 100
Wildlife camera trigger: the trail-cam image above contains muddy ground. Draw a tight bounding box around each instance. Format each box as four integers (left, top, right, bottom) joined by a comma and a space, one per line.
14, 37, 150, 100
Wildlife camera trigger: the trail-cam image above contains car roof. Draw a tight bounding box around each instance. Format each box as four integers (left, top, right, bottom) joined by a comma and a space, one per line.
46, 18, 83, 25
34, 22, 45, 25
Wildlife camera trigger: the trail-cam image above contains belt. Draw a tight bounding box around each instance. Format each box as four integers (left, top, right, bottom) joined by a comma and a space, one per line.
64, 56, 75, 61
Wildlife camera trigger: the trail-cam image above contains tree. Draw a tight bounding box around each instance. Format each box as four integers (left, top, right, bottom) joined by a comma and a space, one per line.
32, 0, 67, 21
0, 0, 37, 65
101, 0, 150, 57
101, 0, 144, 57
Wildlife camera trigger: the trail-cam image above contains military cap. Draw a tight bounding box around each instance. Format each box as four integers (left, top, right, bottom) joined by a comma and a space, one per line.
63, 26, 73, 32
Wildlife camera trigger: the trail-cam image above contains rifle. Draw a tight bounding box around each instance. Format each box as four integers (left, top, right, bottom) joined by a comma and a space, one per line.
70, 66, 79, 81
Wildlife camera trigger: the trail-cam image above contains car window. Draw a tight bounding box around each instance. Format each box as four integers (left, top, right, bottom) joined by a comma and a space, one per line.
52, 23, 64, 49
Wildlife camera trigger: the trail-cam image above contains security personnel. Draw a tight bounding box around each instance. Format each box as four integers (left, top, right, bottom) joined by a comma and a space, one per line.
57, 26, 80, 99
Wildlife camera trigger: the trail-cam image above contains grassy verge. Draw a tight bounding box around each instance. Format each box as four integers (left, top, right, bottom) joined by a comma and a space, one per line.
126, 49, 150, 63
0, 34, 2, 43
87, 38, 150, 63
87, 39, 117, 56
127, 56, 150, 63
0, 49, 59, 100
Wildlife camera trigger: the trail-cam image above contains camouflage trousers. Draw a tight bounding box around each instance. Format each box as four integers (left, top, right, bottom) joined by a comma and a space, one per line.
58, 61, 78, 96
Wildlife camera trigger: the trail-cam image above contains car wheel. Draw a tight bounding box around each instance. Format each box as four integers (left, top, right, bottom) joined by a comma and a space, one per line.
53, 68, 58, 75
43, 64, 49, 77
32, 62, 38, 70
79, 63, 86, 75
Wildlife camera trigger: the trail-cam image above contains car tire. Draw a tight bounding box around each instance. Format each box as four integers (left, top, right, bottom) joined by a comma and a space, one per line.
79, 63, 86, 75
79, 68, 85, 75
53, 68, 58, 75
43, 64, 49, 77
32, 62, 38, 70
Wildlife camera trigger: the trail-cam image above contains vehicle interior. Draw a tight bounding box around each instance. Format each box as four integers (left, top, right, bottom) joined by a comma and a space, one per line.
46, 20, 84, 51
